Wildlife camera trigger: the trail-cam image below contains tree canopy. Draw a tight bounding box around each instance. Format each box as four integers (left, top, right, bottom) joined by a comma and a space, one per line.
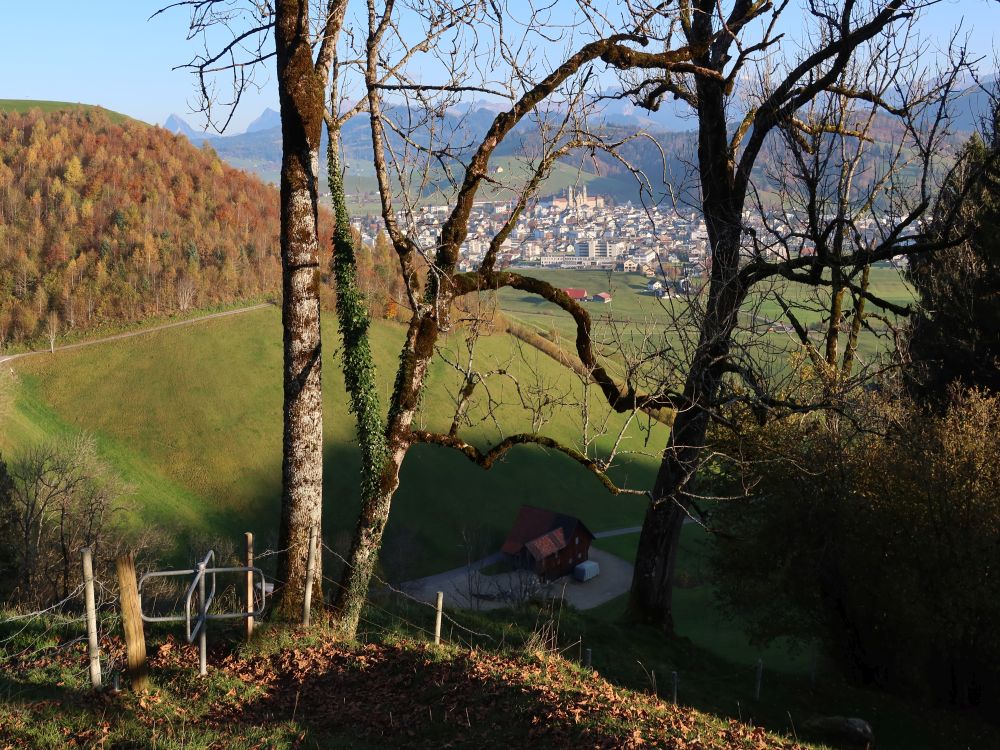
907, 112, 1000, 400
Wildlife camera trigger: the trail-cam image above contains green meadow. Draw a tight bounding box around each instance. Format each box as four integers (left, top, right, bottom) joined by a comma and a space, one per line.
495, 265, 915, 368
1, 266, 914, 577
4, 307, 663, 577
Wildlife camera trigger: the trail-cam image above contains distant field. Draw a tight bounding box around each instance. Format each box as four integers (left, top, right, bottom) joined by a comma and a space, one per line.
0, 99, 130, 123
495, 265, 914, 371
5, 308, 664, 577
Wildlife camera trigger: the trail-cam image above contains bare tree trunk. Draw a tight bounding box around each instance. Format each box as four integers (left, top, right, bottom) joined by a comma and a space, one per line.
630, 68, 747, 627
272, 0, 325, 619
629, 341, 731, 629
47, 311, 58, 354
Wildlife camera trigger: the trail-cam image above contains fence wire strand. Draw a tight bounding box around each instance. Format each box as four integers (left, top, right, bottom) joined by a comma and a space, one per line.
1, 531, 592, 686
320, 542, 500, 645
0, 574, 121, 677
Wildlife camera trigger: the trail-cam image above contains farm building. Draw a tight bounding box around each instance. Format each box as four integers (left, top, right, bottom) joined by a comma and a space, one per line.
592, 292, 612, 304
501, 505, 595, 580
564, 287, 589, 301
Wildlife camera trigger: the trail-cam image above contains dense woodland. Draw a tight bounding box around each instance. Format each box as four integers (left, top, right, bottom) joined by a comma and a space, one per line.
0, 109, 326, 346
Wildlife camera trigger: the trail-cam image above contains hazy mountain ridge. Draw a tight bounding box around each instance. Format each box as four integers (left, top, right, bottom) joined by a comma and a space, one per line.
166, 85, 990, 206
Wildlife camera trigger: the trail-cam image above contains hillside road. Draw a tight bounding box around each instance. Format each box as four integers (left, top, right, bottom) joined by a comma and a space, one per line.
0, 303, 272, 367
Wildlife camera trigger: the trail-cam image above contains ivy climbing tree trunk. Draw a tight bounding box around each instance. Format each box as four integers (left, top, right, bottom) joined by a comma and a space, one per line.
326, 127, 390, 635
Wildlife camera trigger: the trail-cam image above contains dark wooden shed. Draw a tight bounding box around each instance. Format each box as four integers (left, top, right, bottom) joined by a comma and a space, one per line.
501, 505, 595, 580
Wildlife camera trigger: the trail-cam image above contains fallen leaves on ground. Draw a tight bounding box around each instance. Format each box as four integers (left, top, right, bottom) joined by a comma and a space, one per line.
2, 634, 808, 750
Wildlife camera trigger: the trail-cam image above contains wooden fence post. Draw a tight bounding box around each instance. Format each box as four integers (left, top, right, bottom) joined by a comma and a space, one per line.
115, 553, 148, 691
302, 526, 317, 628
434, 591, 444, 645
81, 547, 102, 690
245, 532, 254, 640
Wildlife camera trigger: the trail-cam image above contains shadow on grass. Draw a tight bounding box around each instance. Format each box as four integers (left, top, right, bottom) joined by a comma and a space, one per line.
210, 640, 678, 749
417, 595, 1000, 750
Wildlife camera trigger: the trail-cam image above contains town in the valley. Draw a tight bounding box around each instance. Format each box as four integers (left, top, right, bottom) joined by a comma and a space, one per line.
351, 184, 890, 299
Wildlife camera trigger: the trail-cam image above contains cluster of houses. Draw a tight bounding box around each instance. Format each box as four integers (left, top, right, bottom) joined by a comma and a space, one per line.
349, 186, 719, 277
347, 186, 899, 279
564, 288, 613, 304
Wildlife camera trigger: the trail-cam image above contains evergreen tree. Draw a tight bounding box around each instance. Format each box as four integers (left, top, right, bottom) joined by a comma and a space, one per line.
907, 110, 1000, 400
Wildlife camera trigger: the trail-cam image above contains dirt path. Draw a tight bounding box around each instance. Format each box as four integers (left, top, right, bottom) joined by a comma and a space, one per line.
0, 303, 272, 367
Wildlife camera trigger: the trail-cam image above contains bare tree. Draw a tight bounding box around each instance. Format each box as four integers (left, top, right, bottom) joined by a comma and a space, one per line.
175, 275, 196, 312
0, 434, 129, 607
46, 310, 58, 354
384, 0, 974, 631
359, 0, 975, 632
323, 0, 708, 637
591, 0, 975, 629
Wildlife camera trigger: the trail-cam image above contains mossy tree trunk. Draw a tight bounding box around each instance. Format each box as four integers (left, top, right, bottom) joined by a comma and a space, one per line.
272, 0, 332, 621
325, 126, 395, 636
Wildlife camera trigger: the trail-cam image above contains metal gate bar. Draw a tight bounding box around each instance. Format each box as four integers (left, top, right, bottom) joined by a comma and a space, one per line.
138, 550, 266, 676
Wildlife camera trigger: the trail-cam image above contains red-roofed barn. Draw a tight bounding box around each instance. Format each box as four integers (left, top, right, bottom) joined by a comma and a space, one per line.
501, 505, 595, 580
564, 288, 589, 301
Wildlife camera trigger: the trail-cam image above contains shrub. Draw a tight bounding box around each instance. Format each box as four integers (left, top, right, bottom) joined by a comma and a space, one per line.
710, 390, 1000, 711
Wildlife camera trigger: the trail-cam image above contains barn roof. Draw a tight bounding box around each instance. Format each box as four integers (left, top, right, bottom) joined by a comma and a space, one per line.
564, 287, 589, 299
501, 505, 594, 558
525, 527, 568, 561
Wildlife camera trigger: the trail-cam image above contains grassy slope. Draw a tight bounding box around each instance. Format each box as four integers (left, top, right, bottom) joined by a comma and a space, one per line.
4, 302, 997, 749
6, 307, 662, 576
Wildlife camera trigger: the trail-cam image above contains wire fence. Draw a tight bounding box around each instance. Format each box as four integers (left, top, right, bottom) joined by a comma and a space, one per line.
0, 532, 608, 687
0, 574, 123, 689
320, 541, 501, 647
0, 530, 777, 709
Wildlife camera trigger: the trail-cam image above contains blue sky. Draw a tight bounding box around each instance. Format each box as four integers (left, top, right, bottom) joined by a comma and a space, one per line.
1, 0, 996, 133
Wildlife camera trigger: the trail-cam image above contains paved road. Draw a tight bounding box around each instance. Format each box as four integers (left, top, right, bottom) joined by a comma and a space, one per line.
402, 552, 505, 599
0, 303, 272, 367
593, 526, 641, 538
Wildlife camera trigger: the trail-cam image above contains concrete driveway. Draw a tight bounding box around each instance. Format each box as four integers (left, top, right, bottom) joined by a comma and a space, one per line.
400, 547, 633, 612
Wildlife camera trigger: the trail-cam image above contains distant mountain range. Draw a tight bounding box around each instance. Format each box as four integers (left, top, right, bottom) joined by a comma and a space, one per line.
162, 105, 696, 201
161, 80, 993, 207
